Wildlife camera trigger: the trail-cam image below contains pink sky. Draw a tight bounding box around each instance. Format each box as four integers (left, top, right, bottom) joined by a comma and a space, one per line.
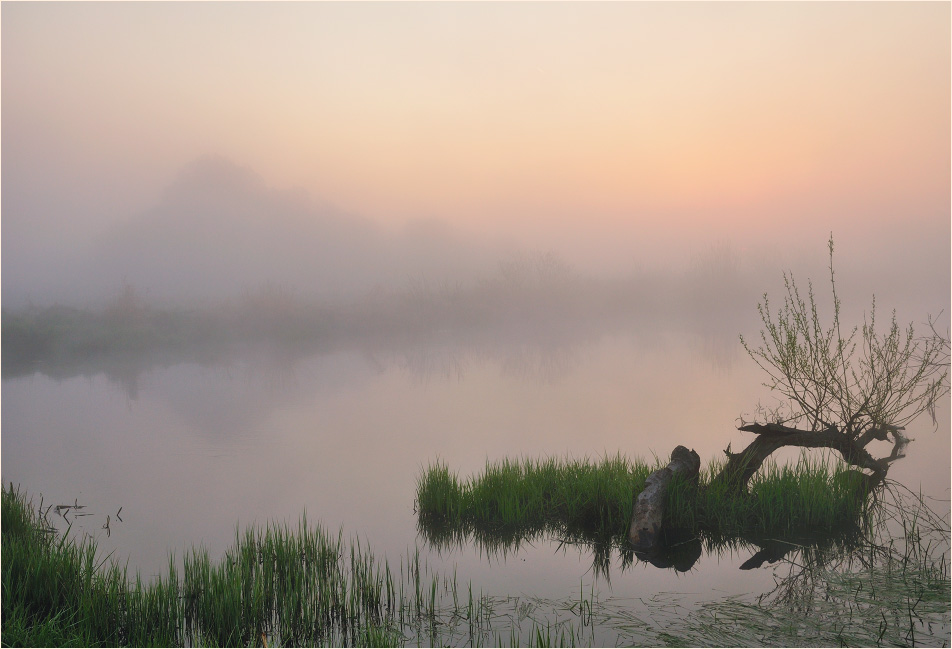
3, 2, 949, 272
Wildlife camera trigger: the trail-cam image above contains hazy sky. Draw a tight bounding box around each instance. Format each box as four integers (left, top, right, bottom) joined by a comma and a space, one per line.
2, 1, 950, 294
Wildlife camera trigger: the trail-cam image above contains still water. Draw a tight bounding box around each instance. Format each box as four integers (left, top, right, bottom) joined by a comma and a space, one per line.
3, 315, 949, 642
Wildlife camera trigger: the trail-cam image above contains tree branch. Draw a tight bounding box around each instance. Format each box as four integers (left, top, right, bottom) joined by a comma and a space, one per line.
715, 423, 889, 491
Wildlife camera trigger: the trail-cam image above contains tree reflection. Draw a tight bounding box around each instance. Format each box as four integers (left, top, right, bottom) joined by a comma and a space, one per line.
2, 256, 763, 390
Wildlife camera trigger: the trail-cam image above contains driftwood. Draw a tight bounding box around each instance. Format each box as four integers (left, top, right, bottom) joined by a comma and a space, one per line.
627, 419, 908, 568
628, 445, 700, 552
712, 421, 908, 492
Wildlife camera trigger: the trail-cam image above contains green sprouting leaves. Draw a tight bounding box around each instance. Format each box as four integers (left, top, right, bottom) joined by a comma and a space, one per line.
740, 237, 949, 438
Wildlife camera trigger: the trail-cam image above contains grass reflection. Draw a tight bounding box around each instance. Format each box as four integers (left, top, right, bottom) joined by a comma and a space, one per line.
4, 477, 947, 647
416, 453, 877, 576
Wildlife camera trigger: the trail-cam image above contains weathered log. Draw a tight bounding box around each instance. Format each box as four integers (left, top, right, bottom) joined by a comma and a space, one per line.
628, 445, 700, 552
713, 422, 891, 491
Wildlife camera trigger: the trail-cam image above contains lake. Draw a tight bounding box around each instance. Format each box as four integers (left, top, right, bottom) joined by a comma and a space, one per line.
3, 305, 949, 645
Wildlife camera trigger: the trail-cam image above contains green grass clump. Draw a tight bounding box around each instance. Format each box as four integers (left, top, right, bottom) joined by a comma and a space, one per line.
417, 454, 650, 550
665, 455, 871, 538
1, 485, 166, 646
2, 483, 606, 646
2, 485, 446, 647
416, 453, 872, 551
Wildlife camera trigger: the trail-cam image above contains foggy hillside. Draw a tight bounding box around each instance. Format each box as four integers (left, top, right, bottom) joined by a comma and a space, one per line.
86, 157, 490, 305
2, 154, 947, 324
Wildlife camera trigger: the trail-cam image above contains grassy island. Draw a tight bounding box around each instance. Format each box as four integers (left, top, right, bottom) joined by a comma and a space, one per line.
415, 454, 873, 552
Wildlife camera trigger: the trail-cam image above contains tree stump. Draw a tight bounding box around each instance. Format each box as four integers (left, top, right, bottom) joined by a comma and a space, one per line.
629, 445, 700, 552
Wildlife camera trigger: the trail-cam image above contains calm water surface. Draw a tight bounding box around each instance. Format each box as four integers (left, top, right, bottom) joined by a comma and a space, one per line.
3, 321, 949, 641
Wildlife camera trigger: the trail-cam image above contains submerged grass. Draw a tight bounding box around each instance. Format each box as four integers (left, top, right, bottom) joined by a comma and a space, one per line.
416, 453, 872, 552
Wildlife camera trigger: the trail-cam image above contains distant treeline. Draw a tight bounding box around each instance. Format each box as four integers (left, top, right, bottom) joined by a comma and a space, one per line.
2, 254, 755, 379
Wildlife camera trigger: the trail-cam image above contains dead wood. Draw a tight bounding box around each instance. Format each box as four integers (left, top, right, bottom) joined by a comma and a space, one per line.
712, 422, 908, 492
628, 445, 700, 552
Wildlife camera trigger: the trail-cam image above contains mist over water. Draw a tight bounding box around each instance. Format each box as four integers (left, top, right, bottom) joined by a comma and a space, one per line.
2, 3, 949, 643
3, 152, 948, 537
4, 2, 947, 315
3, 154, 948, 320
3, 124, 949, 645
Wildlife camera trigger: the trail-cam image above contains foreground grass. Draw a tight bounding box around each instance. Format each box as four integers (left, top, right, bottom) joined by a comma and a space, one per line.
5, 478, 947, 647
416, 453, 872, 553
2, 485, 456, 647
2, 484, 616, 647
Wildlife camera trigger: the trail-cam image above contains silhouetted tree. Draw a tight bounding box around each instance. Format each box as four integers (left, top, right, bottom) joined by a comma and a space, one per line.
718, 237, 949, 489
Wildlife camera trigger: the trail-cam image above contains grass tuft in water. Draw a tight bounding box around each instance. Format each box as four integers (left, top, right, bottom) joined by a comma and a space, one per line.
416, 453, 872, 551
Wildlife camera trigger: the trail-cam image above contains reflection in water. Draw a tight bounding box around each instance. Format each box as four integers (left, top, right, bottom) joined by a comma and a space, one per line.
3, 330, 592, 396
417, 464, 948, 585
377, 338, 584, 386
597, 499, 950, 647
3, 299, 745, 397
689, 330, 741, 375
418, 507, 868, 580
4, 282, 947, 643
499, 343, 582, 385
393, 345, 469, 384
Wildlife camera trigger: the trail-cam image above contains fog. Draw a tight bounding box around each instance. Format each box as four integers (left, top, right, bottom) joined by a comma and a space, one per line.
88, 156, 494, 304
3, 153, 947, 326
3, 8, 950, 630
2, 1, 948, 328
3, 156, 472, 306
